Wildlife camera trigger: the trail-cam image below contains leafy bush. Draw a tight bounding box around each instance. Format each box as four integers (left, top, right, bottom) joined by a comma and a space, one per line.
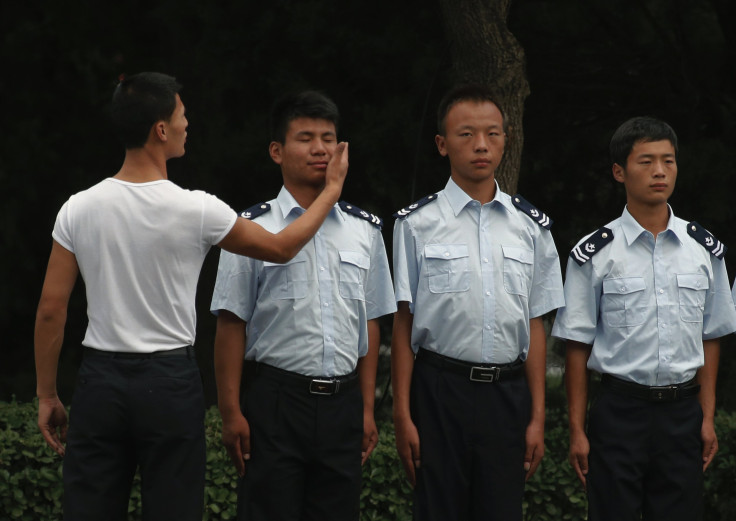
2, 399, 735, 520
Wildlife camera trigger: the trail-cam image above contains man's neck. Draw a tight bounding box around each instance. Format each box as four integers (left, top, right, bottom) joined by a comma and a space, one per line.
627, 201, 670, 236
284, 182, 324, 209
451, 174, 497, 205
114, 147, 168, 183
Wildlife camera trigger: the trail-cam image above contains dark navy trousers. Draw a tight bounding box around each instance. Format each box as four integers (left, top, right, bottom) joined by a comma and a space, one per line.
63, 353, 206, 521
411, 357, 530, 521
587, 389, 704, 521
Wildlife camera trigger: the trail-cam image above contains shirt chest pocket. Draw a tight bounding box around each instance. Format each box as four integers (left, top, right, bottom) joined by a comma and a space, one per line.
263, 255, 308, 300
601, 277, 647, 327
339, 250, 370, 301
424, 244, 470, 294
677, 273, 708, 323
502, 246, 533, 296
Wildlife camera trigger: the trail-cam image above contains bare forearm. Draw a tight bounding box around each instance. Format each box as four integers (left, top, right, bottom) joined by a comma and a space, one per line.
34, 241, 78, 400
214, 312, 247, 418
525, 317, 547, 423
698, 339, 720, 423
34, 311, 66, 399
565, 341, 592, 434
391, 303, 415, 420
358, 320, 381, 412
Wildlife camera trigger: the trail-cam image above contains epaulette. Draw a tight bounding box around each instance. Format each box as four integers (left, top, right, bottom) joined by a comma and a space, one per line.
570, 227, 614, 266
339, 201, 383, 228
511, 194, 553, 230
393, 193, 440, 219
239, 202, 271, 220
687, 221, 726, 259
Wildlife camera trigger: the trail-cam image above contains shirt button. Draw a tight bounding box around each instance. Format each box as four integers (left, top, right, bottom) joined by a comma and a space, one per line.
320, 266, 325, 271
620, 286, 627, 292
444, 252, 450, 257
485, 325, 491, 330
486, 291, 491, 296
323, 302, 329, 307
659, 289, 664, 294
483, 258, 489, 263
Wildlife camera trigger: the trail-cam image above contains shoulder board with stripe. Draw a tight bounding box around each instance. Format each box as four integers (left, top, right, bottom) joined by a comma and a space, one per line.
570, 227, 614, 266
511, 194, 553, 230
393, 193, 440, 219
339, 201, 383, 228
239, 202, 271, 220
687, 221, 726, 259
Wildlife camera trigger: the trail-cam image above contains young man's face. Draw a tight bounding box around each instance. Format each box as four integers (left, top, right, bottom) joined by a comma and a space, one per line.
163, 94, 188, 158
613, 139, 677, 208
435, 100, 505, 186
270, 117, 337, 189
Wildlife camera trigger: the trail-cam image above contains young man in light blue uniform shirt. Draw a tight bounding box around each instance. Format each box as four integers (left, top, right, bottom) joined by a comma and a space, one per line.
391, 84, 564, 521
210, 90, 395, 521
552, 116, 736, 521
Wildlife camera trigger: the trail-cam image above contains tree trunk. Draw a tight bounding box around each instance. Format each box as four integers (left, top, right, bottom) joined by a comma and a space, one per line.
437, 0, 529, 194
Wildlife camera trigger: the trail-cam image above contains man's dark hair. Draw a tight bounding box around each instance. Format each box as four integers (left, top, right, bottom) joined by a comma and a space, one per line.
110, 72, 182, 150
436, 83, 506, 136
269, 90, 340, 143
610, 116, 678, 167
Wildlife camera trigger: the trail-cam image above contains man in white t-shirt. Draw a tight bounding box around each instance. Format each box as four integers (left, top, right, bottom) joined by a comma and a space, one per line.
34, 72, 348, 521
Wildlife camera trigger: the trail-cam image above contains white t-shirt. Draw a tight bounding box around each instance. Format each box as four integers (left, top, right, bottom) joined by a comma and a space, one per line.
53, 178, 237, 352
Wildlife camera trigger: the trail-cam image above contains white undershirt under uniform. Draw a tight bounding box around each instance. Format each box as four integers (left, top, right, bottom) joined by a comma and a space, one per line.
53, 178, 237, 353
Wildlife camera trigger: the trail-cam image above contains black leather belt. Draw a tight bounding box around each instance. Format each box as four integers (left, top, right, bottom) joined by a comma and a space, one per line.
83, 345, 194, 359
255, 363, 359, 396
601, 374, 700, 402
416, 348, 524, 383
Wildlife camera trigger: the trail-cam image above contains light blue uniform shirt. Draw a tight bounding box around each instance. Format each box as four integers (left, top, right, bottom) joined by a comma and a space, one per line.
552, 206, 736, 386
211, 187, 396, 377
392, 178, 564, 364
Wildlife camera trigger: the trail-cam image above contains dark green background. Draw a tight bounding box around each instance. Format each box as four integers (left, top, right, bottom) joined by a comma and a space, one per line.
2, 0, 735, 411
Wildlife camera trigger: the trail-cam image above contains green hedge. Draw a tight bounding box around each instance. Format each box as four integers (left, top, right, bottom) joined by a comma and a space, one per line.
2, 399, 735, 520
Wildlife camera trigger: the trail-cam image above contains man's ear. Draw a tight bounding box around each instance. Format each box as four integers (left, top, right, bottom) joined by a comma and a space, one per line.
269, 141, 283, 165
612, 163, 625, 184
153, 121, 167, 142
435, 134, 447, 157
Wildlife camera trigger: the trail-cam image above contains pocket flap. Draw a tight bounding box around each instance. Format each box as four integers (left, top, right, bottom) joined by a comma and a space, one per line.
263, 252, 308, 268
424, 244, 468, 260
677, 273, 709, 291
502, 246, 533, 264
602, 277, 646, 294
339, 250, 370, 269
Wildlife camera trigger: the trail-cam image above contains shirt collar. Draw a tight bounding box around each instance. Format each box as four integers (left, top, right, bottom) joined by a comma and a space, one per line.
444, 177, 513, 217
276, 186, 342, 222
620, 204, 682, 246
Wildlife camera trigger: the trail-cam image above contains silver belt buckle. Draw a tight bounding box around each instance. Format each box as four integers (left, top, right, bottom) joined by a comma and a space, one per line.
469, 366, 501, 382
649, 385, 678, 401
309, 378, 339, 395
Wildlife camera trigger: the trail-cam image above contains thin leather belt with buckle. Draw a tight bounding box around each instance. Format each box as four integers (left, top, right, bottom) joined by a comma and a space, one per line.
416, 348, 524, 383
601, 374, 700, 402
83, 345, 194, 359
255, 363, 359, 396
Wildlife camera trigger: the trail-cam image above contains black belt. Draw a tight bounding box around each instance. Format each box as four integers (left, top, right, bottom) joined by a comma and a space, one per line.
83, 345, 194, 359
601, 374, 700, 402
255, 363, 359, 396
416, 348, 524, 383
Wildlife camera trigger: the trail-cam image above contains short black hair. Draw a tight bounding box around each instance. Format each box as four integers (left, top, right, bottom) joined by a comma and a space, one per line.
110, 72, 182, 149
269, 90, 339, 143
436, 83, 506, 136
610, 116, 678, 167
